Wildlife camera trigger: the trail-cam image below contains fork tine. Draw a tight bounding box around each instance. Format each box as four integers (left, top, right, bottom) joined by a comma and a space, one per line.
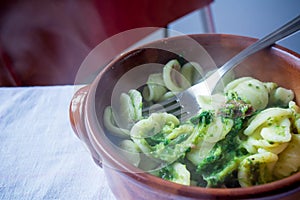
179, 112, 192, 122
157, 95, 178, 107
142, 96, 189, 121
142, 95, 178, 113
169, 109, 192, 122
171, 109, 184, 118
162, 101, 181, 113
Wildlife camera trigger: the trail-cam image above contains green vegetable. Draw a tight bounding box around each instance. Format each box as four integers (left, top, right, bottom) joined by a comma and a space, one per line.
190, 111, 214, 125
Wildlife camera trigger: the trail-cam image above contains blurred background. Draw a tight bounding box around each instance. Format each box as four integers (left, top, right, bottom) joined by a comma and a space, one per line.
0, 0, 299, 86
170, 0, 300, 53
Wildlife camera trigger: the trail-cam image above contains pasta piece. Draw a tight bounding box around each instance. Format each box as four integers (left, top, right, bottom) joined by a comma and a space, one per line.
224, 77, 269, 110
289, 101, 300, 134
130, 113, 196, 163
204, 117, 233, 143
150, 124, 195, 162
242, 136, 258, 154
238, 150, 278, 187
130, 112, 179, 139
119, 93, 135, 128
225, 77, 252, 91
244, 107, 292, 136
294, 118, 300, 133
242, 109, 292, 154
154, 162, 191, 186
103, 106, 130, 138
186, 116, 233, 165
197, 93, 226, 112
170, 162, 191, 185
163, 59, 191, 92
186, 139, 215, 166
289, 101, 300, 113
129, 90, 143, 120
260, 117, 291, 143
118, 89, 143, 129
268, 87, 294, 107
142, 73, 167, 102
158, 91, 176, 101
119, 139, 141, 167
263, 82, 278, 94
273, 134, 300, 179
130, 113, 179, 154
243, 136, 289, 154
180, 62, 204, 84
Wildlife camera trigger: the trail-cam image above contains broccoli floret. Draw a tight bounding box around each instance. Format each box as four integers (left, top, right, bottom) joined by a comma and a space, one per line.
158, 165, 175, 180
190, 111, 214, 125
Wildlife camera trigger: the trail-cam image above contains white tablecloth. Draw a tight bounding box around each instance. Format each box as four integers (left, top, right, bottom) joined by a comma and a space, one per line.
0, 85, 116, 200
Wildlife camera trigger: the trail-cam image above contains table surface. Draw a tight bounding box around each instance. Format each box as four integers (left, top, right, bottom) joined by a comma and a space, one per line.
0, 85, 116, 200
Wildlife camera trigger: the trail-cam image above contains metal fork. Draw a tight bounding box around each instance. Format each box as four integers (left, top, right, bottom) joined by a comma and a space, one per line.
142, 14, 300, 121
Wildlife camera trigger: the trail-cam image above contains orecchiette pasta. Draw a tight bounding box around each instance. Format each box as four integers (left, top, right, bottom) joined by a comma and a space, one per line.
238, 150, 278, 187
142, 73, 167, 102
103, 106, 130, 138
225, 77, 269, 110
169, 162, 191, 186
243, 136, 289, 155
180, 62, 203, 85
163, 59, 191, 92
243, 107, 292, 136
260, 117, 291, 143
130, 112, 196, 163
118, 139, 141, 167
118, 89, 143, 129
130, 112, 179, 139
103, 59, 300, 187
289, 101, 300, 133
187, 116, 233, 165
196, 93, 226, 111
268, 87, 294, 107
273, 134, 300, 179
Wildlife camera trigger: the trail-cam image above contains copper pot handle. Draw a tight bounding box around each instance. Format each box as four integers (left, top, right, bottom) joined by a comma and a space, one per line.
69, 85, 103, 167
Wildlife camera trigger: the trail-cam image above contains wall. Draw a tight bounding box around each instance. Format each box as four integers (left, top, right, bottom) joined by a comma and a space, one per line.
169, 0, 300, 53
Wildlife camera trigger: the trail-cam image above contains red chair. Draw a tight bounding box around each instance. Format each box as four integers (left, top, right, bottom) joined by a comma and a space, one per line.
0, 0, 214, 86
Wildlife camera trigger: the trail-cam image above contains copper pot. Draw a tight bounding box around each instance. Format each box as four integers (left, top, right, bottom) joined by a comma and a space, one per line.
70, 34, 300, 199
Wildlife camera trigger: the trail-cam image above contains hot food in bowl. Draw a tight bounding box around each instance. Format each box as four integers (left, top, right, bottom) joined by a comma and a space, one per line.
70, 34, 300, 199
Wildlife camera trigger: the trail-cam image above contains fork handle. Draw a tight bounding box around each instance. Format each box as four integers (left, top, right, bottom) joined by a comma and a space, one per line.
217, 14, 300, 82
